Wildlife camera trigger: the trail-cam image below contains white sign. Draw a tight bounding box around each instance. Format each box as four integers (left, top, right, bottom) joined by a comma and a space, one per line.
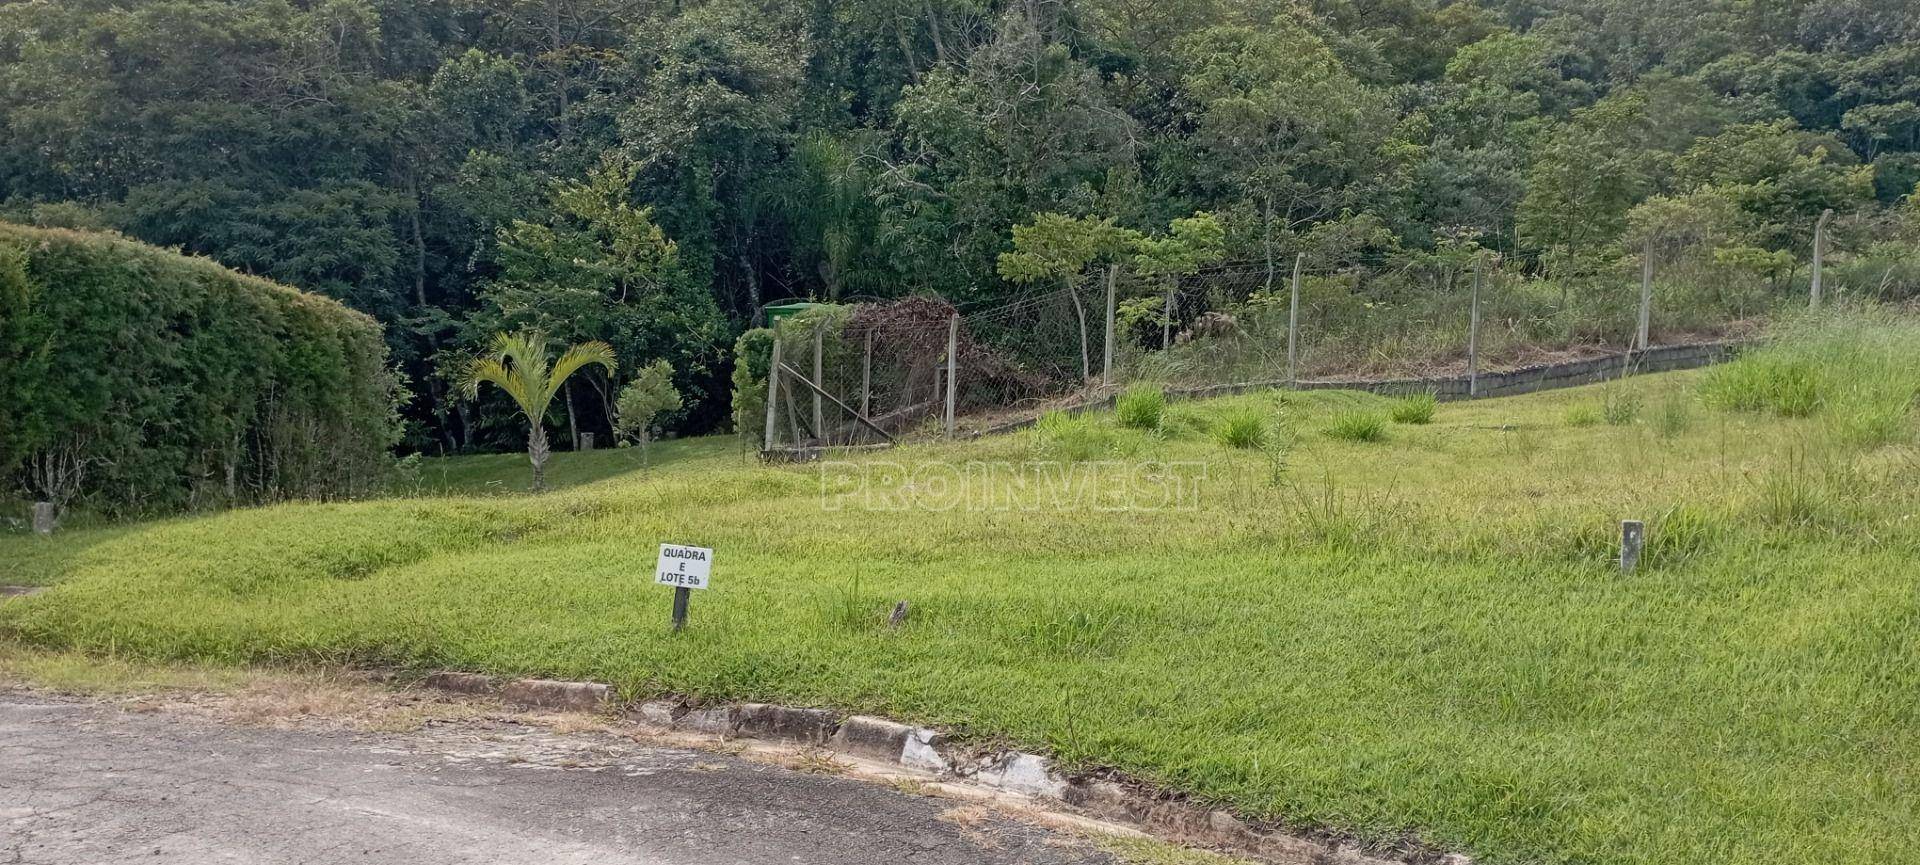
655, 544, 713, 590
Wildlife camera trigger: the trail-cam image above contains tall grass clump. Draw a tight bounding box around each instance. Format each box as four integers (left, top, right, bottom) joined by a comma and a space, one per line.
1035, 410, 1119, 462
1703, 309, 1919, 443
1116, 384, 1167, 430
1564, 404, 1602, 427
1702, 355, 1823, 416
1389, 392, 1437, 424
1602, 387, 1642, 426
1214, 407, 1270, 449
1655, 392, 1695, 439
1325, 410, 1388, 442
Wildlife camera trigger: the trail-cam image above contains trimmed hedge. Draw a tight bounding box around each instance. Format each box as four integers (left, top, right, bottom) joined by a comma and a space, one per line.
0, 223, 400, 514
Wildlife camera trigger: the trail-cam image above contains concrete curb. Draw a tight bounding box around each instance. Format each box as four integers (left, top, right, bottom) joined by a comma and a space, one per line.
422, 673, 1465, 865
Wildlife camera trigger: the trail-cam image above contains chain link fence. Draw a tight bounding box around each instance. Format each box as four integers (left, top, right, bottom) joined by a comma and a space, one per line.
751, 224, 1819, 454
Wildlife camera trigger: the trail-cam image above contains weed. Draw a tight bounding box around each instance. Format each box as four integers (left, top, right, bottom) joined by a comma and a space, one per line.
1117, 384, 1167, 430
1602, 388, 1642, 426
1027, 610, 1127, 658
1162, 407, 1212, 439
1644, 504, 1722, 568
819, 573, 877, 631
1703, 355, 1823, 417
1564, 404, 1602, 428
1214, 408, 1270, 450
1655, 393, 1695, 439
1824, 392, 1914, 449
1325, 411, 1388, 442
1389, 392, 1438, 425
1036, 410, 1118, 462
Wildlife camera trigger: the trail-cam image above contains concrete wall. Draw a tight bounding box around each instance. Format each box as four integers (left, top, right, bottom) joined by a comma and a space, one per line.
1168, 340, 1745, 403
979, 340, 1746, 437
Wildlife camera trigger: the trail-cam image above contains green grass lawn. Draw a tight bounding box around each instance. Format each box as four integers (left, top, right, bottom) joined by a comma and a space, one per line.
406, 434, 752, 496
3, 315, 1916, 865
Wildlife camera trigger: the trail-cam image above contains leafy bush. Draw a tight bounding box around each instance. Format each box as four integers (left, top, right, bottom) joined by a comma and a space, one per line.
1389, 392, 1437, 424
615, 359, 682, 447
1214, 407, 1270, 449
0, 223, 399, 514
1116, 384, 1166, 430
728, 327, 775, 438
1325, 411, 1388, 442
1565, 404, 1602, 427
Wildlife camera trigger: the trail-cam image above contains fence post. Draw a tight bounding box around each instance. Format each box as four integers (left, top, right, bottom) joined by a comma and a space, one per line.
811, 323, 825, 440
1468, 255, 1483, 398
763, 336, 784, 452
1810, 208, 1833, 309
1102, 264, 1117, 387
1287, 253, 1303, 387
1638, 235, 1654, 352
860, 329, 873, 420
1162, 282, 1174, 349
944, 313, 959, 438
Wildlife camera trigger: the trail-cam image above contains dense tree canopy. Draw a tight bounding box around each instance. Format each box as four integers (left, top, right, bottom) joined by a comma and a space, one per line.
3, 0, 1917, 453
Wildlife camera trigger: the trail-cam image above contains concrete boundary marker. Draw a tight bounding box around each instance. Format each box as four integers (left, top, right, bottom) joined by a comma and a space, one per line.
424, 673, 1467, 865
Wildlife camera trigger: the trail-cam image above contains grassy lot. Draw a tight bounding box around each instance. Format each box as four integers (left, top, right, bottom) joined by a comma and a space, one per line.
2, 313, 1916, 865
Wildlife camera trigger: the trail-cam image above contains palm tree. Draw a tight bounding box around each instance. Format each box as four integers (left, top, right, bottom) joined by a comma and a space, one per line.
459, 330, 617, 492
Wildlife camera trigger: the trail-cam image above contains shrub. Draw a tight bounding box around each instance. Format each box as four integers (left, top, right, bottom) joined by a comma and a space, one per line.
1325, 411, 1388, 442
728, 327, 775, 438
616, 359, 683, 447
1389, 392, 1437, 424
0, 223, 399, 514
1214, 407, 1270, 449
1565, 404, 1602, 427
1116, 384, 1166, 430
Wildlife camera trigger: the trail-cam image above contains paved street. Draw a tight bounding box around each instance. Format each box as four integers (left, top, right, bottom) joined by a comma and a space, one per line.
0, 694, 1117, 865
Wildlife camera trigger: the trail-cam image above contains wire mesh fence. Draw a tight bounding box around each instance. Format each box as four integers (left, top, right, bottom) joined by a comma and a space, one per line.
757, 230, 1796, 454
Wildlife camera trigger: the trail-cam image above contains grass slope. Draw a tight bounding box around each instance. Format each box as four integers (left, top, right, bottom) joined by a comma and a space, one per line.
3, 315, 1916, 865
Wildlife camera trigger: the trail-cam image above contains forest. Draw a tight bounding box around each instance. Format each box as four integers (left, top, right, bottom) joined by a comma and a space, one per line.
3, 0, 1917, 453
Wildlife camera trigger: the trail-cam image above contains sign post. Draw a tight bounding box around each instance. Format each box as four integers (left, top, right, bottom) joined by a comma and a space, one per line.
655, 543, 713, 631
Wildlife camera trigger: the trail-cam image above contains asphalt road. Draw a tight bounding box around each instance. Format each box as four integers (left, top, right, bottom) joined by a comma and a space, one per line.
0, 693, 1118, 865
